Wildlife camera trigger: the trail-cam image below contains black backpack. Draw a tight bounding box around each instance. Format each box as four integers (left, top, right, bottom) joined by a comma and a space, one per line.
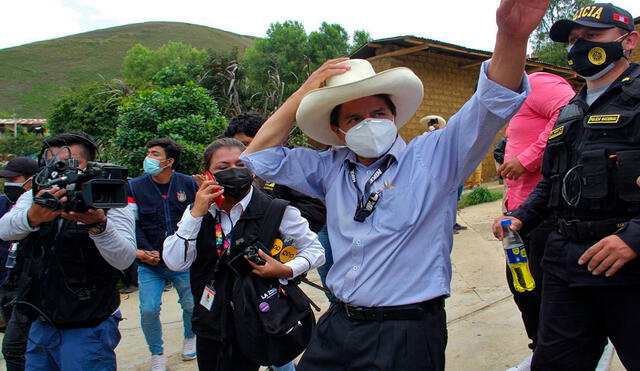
231, 198, 316, 367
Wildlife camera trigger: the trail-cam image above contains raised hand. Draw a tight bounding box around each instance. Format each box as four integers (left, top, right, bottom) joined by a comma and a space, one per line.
496, 0, 550, 41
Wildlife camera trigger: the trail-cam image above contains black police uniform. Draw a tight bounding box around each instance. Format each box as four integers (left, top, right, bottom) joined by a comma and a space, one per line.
512, 63, 640, 371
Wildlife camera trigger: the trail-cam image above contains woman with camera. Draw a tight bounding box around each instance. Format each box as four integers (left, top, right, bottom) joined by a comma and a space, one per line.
162, 137, 324, 371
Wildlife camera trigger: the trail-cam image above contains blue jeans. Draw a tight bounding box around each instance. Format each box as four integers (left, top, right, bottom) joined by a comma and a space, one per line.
26, 312, 121, 371
272, 360, 296, 370
316, 225, 337, 303
138, 264, 195, 355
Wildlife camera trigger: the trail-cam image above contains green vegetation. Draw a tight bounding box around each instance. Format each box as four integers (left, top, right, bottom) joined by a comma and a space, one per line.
458, 187, 504, 209
243, 21, 371, 108
0, 129, 42, 158
0, 22, 254, 117
114, 82, 227, 177
531, 0, 595, 66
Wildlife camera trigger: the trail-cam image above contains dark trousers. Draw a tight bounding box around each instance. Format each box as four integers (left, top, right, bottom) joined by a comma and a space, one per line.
1, 287, 32, 371
505, 221, 551, 349
531, 272, 640, 371
297, 303, 447, 371
196, 335, 259, 371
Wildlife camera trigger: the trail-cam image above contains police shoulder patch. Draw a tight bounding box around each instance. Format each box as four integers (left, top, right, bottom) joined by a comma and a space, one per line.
549, 126, 565, 139
586, 114, 620, 124
263, 182, 276, 191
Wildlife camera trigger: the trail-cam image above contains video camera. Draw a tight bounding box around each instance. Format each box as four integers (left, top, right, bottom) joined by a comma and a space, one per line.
34, 157, 128, 213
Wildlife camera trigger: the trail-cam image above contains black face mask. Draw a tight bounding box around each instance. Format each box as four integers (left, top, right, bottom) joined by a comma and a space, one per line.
214, 167, 253, 199
3, 183, 26, 203
567, 38, 624, 79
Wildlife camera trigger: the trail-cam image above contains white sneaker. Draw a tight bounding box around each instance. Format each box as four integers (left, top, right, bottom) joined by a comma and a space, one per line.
595, 339, 615, 371
151, 354, 168, 371
506, 354, 532, 371
182, 336, 197, 361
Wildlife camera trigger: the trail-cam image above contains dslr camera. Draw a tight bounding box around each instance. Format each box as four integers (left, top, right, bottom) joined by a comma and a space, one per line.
34, 157, 128, 212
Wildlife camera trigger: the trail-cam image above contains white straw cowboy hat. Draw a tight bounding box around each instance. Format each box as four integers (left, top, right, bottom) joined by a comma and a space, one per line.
420, 115, 447, 128
296, 59, 424, 146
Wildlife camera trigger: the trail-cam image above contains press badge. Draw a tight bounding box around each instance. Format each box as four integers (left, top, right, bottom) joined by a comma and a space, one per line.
200, 285, 216, 311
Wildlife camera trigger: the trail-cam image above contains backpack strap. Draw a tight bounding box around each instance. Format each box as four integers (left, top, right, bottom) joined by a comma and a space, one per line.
257, 198, 290, 247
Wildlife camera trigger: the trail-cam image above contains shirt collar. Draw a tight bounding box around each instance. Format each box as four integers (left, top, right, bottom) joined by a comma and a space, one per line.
343, 135, 407, 167
209, 186, 254, 214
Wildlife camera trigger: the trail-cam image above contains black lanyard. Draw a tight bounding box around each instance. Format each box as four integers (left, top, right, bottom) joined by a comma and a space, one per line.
348, 156, 395, 222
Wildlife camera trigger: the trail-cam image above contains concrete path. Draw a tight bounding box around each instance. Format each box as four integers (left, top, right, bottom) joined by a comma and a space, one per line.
0, 199, 626, 370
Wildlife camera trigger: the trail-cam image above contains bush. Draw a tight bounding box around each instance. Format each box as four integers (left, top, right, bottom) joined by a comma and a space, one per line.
0, 129, 43, 158
114, 81, 227, 177
458, 187, 503, 209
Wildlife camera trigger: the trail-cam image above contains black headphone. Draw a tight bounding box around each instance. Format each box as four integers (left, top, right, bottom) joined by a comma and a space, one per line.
37, 132, 99, 168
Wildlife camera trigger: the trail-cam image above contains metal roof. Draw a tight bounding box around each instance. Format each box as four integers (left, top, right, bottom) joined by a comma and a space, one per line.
350, 35, 579, 79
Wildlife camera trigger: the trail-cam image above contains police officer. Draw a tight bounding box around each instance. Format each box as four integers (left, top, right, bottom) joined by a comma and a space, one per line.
0, 132, 136, 370
492, 4, 640, 370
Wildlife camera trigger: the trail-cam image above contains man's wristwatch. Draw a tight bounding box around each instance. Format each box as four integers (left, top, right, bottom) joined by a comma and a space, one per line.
88, 220, 107, 235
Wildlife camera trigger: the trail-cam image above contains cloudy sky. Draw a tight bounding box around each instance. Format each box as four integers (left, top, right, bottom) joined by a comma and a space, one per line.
2, 0, 639, 51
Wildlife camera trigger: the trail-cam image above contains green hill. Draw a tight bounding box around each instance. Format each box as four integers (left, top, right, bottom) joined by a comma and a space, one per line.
0, 22, 255, 118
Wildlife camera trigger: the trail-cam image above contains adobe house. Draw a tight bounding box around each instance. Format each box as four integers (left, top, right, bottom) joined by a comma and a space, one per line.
350, 36, 582, 185
630, 16, 640, 64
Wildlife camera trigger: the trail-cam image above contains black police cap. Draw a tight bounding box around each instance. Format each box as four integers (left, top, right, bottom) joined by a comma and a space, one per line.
550, 3, 634, 43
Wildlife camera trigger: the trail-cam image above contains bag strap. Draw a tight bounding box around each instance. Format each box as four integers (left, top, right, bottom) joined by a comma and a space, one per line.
257, 198, 290, 247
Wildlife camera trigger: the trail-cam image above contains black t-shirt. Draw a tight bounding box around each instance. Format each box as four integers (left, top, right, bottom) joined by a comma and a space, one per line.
153, 181, 170, 198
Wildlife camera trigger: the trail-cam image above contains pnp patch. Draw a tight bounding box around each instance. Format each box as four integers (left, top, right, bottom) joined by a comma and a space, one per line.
587, 114, 620, 124
549, 126, 565, 139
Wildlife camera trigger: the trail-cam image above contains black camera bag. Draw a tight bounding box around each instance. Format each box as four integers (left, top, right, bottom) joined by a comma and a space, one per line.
231, 198, 315, 366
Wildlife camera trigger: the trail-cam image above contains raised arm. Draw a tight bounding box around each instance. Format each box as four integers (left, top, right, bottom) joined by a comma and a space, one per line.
488, 0, 550, 90
245, 58, 350, 155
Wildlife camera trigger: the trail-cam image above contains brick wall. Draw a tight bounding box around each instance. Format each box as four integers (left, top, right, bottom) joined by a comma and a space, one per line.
630, 20, 640, 64
370, 50, 503, 185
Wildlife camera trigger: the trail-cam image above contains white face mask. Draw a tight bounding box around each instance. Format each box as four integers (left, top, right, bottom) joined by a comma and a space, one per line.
339, 118, 397, 158
428, 125, 436, 132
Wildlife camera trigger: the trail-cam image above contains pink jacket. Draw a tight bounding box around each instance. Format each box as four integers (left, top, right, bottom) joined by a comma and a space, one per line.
504, 72, 575, 211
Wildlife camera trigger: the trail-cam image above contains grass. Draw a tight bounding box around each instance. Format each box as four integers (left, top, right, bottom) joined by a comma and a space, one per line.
458, 187, 503, 209
0, 22, 255, 118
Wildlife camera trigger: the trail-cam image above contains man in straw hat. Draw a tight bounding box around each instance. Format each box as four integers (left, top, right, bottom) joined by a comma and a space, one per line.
241, 1, 548, 369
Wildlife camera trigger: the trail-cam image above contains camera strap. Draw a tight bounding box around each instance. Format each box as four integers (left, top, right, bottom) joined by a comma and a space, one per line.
348, 156, 395, 222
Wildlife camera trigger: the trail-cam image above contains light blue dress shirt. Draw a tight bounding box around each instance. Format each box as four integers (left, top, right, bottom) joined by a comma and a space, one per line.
241, 61, 529, 306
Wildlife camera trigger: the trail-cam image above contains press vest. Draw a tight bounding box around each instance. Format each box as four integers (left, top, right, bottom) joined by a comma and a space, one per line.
189, 189, 281, 341
128, 172, 197, 265
542, 63, 640, 222
20, 219, 120, 328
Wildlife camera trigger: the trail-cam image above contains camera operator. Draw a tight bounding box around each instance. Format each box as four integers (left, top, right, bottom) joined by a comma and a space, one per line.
0, 131, 136, 371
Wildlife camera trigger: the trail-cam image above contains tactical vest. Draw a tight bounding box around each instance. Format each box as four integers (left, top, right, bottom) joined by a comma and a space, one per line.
20, 219, 121, 328
189, 189, 282, 341
543, 64, 640, 222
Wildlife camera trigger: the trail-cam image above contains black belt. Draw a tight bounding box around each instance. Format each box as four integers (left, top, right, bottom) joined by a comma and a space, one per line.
340, 296, 445, 321
557, 218, 627, 242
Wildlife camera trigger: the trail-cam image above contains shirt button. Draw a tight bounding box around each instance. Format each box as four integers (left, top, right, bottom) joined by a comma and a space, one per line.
366, 170, 372, 175
352, 266, 359, 271
355, 240, 362, 246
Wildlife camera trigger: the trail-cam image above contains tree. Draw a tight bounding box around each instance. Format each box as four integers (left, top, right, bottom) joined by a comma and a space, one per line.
350, 30, 373, 54
114, 81, 227, 176
241, 21, 370, 115
242, 21, 309, 102
122, 42, 209, 88
48, 80, 132, 142
532, 0, 595, 66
